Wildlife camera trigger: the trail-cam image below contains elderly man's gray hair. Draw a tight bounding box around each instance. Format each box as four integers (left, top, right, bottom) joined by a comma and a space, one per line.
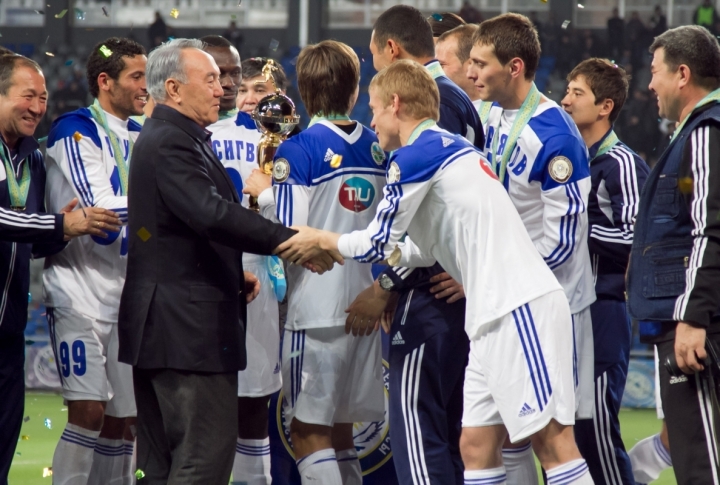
147, 38, 205, 102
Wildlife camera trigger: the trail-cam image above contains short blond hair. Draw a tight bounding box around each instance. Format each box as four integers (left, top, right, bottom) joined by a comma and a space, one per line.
369, 60, 439, 121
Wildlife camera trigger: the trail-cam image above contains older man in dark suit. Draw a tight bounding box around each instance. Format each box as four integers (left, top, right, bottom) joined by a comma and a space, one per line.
118, 38, 337, 485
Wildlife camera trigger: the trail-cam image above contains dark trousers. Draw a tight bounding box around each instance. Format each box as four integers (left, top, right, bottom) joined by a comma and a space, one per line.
658, 334, 720, 484
133, 367, 238, 485
388, 291, 468, 485
0, 332, 24, 485
575, 299, 635, 485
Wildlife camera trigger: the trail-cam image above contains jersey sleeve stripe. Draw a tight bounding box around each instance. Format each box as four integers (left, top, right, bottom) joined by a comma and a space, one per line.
674, 126, 711, 321
610, 147, 641, 236
65, 137, 94, 207
357, 184, 403, 262
311, 167, 386, 186
545, 182, 581, 269
0, 208, 56, 230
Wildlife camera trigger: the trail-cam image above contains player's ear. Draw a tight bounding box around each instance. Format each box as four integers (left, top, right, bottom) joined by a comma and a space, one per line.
508, 57, 525, 80
391, 93, 401, 115
599, 98, 614, 117
387, 39, 400, 61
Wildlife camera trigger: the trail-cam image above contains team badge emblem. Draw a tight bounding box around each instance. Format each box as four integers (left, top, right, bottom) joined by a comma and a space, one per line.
273, 158, 291, 183
387, 162, 401, 183
371, 142, 386, 165
548, 156, 573, 183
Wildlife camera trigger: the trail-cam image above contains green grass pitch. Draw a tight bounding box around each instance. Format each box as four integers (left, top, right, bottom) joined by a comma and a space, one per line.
9, 392, 677, 484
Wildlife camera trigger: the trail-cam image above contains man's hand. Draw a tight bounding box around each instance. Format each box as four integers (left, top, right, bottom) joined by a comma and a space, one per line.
275, 226, 343, 266
61, 198, 121, 241
429, 272, 465, 303
243, 271, 261, 303
242, 169, 272, 198
675, 321, 707, 374
303, 250, 344, 275
345, 281, 392, 336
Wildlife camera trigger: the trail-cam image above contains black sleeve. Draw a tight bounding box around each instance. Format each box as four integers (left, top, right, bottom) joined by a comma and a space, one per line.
155, 134, 296, 255
673, 121, 720, 328
32, 166, 68, 258
0, 206, 64, 244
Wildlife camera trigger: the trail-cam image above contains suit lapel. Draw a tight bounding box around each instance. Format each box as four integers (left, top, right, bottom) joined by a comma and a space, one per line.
199, 140, 240, 203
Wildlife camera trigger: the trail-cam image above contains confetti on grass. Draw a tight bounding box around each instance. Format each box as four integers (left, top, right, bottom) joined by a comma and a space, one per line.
45, 52, 54, 57
269, 39, 279, 51
43, 467, 53, 477
44, 418, 52, 429
102, 6, 109, 16
75, 8, 86, 20
135, 469, 146, 480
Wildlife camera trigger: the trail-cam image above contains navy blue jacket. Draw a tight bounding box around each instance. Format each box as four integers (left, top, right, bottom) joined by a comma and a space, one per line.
628, 102, 720, 341
588, 132, 649, 300
0, 136, 65, 337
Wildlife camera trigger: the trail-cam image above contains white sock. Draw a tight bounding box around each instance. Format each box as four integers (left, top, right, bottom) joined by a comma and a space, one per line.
464, 466, 508, 484
88, 437, 125, 485
502, 444, 539, 484
546, 459, 594, 484
52, 423, 100, 485
296, 448, 342, 485
628, 433, 672, 484
122, 440, 135, 485
232, 437, 272, 485
336, 448, 362, 485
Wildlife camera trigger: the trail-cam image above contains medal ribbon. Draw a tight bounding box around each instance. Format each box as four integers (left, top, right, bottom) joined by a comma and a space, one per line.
308, 113, 351, 127
425, 61, 445, 80
88, 99, 131, 195
671, 87, 720, 142
0, 143, 30, 209
407, 119, 437, 146
477, 101, 493, 126
591, 130, 619, 162
218, 108, 239, 121
491, 83, 541, 184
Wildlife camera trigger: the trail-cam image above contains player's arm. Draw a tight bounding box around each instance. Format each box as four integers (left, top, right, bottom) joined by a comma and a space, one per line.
271, 142, 311, 228
673, 122, 720, 329
0, 205, 64, 244
530, 134, 591, 270
588, 151, 650, 263
46, 119, 128, 222
391, 237, 437, 267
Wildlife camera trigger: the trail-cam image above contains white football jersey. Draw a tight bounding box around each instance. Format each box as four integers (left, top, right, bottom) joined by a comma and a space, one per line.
480, 100, 596, 313
43, 107, 141, 321
267, 121, 387, 330
338, 126, 562, 340
208, 111, 264, 264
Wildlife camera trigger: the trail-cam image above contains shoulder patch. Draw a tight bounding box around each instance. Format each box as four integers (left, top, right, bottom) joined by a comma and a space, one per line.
273, 158, 291, 183
548, 156, 573, 183
371, 142, 386, 165
387, 161, 401, 183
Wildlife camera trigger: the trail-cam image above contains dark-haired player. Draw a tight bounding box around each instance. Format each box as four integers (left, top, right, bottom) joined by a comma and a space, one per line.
200, 35, 279, 485
562, 58, 649, 485
44, 37, 147, 485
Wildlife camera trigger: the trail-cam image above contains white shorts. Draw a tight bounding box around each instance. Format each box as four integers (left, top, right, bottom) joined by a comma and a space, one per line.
239, 259, 282, 397
573, 306, 595, 419
462, 290, 576, 442
48, 307, 136, 417
282, 326, 384, 427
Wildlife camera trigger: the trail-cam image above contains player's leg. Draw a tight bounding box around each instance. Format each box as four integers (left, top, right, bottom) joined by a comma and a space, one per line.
282, 327, 343, 485
233, 263, 280, 485
501, 439, 538, 485
49, 307, 111, 485
574, 299, 634, 484
332, 423, 361, 485
656, 337, 718, 484
628, 348, 672, 484
388, 290, 469, 485
89, 321, 137, 485
573, 307, 595, 421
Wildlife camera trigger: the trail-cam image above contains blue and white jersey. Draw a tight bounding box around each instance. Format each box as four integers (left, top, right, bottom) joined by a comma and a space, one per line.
338, 127, 561, 339
270, 121, 387, 330
481, 100, 596, 313
587, 132, 649, 300
43, 107, 141, 321
208, 111, 264, 264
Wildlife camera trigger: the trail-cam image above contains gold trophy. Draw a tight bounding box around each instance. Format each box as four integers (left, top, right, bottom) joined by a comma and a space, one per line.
249, 59, 300, 211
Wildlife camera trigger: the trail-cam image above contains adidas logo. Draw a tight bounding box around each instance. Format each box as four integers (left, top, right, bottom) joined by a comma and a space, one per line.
392, 331, 405, 345
324, 148, 335, 162
669, 375, 688, 384
273, 363, 280, 374
518, 403, 536, 417
441, 136, 454, 147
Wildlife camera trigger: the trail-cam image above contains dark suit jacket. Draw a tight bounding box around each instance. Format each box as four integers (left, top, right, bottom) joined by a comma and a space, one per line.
118, 104, 295, 373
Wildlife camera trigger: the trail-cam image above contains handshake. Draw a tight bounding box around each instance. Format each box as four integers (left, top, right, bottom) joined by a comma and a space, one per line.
274, 226, 344, 275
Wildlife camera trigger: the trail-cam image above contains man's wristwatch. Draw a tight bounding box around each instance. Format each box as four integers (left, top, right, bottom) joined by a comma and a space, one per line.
378, 273, 396, 292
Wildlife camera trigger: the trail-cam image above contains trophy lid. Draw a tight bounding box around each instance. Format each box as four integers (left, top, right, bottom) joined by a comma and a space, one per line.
251, 93, 301, 136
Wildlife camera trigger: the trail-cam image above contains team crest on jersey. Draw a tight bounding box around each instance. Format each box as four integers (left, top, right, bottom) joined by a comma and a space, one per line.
273, 158, 291, 183
548, 156, 573, 183
371, 142, 386, 165
387, 162, 401, 183
275, 360, 392, 474
339, 177, 376, 212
